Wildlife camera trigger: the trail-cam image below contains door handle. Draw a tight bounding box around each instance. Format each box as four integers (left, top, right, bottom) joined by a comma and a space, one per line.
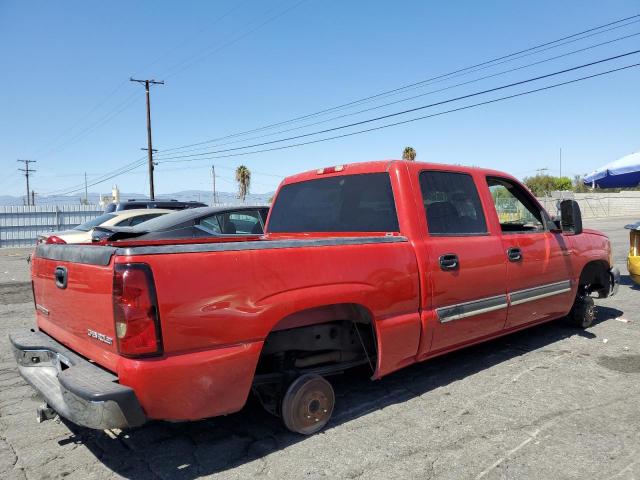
54, 266, 68, 289
439, 253, 459, 271
507, 247, 522, 262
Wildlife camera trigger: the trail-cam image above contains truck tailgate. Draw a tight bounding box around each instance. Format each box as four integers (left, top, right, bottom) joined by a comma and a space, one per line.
32, 244, 120, 371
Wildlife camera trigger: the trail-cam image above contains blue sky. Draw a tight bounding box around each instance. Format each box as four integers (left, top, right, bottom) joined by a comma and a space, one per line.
1, 0, 639, 200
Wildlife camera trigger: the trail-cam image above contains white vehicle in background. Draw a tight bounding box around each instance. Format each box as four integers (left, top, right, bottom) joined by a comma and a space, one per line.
38, 209, 173, 244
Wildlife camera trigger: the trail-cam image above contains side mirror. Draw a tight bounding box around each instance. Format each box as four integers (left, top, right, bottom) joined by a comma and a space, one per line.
560, 199, 583, 235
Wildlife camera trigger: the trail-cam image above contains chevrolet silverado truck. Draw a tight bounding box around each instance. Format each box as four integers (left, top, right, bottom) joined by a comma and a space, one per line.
11, 160, 619, 435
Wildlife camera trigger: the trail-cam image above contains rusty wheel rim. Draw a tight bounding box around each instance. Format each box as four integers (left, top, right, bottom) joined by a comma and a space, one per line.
283, 375, 334, 435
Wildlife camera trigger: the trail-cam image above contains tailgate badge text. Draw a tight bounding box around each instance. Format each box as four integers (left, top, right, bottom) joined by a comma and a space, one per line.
87, 329, 113, 346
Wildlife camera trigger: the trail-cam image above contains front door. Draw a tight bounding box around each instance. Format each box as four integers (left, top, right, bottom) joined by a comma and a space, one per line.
418, 170, 508, 352
486, 177, 575, 328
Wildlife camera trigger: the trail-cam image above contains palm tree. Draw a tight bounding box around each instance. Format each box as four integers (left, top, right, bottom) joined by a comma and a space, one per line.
235, 165, 251, 202
402, 146, 417, 161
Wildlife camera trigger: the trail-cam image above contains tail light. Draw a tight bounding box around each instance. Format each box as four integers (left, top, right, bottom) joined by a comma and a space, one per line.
113, 263, 163, 357
45, 236, 67, 244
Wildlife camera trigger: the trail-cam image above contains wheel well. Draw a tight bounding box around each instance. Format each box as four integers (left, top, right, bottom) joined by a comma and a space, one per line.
579, 260, 610, 297
256, 304, 377, 378
252, 304, 377, 416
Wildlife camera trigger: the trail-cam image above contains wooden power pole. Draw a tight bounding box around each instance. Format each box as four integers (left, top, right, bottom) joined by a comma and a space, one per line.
17, 159, 36, 206
130, 78, 164, 200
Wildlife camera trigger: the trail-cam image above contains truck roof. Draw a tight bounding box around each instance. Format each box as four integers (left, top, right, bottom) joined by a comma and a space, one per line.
281, 159, 517, 186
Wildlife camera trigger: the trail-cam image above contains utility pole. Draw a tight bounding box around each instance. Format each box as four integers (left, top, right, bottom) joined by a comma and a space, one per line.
130, 78, 164, 200
31, 190, 36, 206
559, 147, 562, 179
211, 165, 217, 205
84, 172, 88, 204
17, 159, 36, 206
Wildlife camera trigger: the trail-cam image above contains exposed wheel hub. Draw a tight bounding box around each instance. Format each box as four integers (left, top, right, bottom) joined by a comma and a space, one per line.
282, 374, 335, 435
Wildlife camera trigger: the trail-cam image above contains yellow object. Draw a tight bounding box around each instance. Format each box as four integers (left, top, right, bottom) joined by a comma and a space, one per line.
628, 230, 640, 285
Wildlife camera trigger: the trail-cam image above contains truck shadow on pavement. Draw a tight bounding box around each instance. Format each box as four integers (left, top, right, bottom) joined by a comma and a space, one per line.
59, 306, 622, 479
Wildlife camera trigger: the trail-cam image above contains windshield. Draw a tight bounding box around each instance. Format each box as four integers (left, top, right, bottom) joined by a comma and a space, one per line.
73, 213, 117, 231
268, 173, 399, 233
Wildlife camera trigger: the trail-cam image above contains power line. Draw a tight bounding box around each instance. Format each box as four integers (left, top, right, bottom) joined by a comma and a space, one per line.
32, 1, 305, 161
41, 15, 640, 196
46, 159, 149, 197
161, 0, 308, 80
31, 81, 130, 157
44, 57, 640, 197
157, 50, 640, 161
154, 31, 640, 158
40, 156, 148, 196
157, 62, 640, 163
141, 1, 250, 76
157, 13, 640, 154
46, 61, 639, 196
38, 91, 141, 158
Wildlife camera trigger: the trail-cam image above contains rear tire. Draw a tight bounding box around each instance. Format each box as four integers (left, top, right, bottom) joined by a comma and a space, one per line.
566, 292, 595, 329
281, 374, 334, 435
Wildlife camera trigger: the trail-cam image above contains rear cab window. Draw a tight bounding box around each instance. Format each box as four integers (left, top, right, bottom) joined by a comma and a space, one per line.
420, 171, 488, 235
268, 173, 399, 233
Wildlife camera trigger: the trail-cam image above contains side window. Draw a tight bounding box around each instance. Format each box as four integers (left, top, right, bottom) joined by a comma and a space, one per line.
198, 215, 222, 234
129, 214, 162, 227
114, 218, 132, 227
420, 171, 488, 235
487, 177, 545, 233
218, 210, 263, 234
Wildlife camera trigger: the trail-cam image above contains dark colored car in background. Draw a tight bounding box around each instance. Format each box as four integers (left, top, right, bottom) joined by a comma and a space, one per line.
92, 205, 269, 242
104, 199, 207, 213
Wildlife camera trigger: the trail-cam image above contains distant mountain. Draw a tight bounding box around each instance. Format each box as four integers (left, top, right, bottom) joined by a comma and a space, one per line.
0, 190, 273, 206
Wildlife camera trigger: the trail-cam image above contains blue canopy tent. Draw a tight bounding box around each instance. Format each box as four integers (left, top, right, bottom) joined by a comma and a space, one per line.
584, 152, 640, 188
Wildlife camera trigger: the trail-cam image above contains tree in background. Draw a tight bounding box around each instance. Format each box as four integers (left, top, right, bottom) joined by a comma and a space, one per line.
523, 174, 572, 196
402, 147, 417, 161
235, 165, 251, 202
573, 175, 591, 193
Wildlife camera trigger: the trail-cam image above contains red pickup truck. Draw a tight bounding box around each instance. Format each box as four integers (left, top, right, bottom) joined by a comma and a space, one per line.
11, 160, 619, 435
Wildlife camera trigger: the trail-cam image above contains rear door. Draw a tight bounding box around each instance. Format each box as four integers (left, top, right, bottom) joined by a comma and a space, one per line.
417, 170, 508, 352
485, 177, 575, 328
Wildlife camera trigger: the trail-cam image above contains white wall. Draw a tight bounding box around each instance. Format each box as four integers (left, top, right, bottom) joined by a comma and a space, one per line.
537, 191, 640, 219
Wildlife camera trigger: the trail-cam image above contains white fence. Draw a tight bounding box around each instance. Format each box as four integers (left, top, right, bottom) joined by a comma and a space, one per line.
537, 191, 640, 219
0, 205, 103, 248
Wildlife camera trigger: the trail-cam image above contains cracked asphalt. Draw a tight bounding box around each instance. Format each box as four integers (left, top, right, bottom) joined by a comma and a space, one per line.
1, 217, 639, 479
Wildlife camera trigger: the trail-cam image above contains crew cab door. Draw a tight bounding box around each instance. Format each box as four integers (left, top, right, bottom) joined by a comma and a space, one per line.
485, 177, 575, 328
417, 170, 508, 352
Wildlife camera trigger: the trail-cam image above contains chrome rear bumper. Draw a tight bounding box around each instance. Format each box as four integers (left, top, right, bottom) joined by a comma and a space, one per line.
9, 330, 146, 430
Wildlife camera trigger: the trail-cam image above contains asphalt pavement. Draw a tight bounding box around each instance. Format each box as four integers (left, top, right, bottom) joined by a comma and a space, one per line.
0, 217, 638, 479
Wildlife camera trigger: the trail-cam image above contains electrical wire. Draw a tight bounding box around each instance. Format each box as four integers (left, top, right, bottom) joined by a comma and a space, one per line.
161, 0, 308, 80
153, 31, 640, 158
39, 14, 640, 196
156, 62, 640, 163
156, 13, 640, 154
156, 50, 640, 161
32, 0, 305, 160
41, 61, 639, 196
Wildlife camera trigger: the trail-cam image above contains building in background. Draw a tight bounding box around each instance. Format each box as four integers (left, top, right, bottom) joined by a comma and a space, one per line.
98, 185, 120, 209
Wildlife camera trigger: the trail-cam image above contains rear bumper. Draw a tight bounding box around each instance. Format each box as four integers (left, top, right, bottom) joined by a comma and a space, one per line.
609, 267, 620, 296
9, 330, 146, 430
